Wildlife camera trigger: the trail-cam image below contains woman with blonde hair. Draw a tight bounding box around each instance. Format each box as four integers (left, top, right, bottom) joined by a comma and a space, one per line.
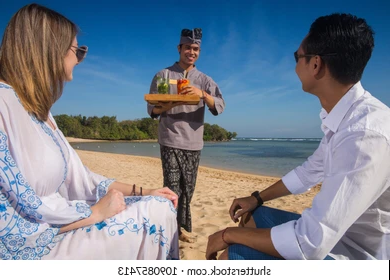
0, 3, 179, 260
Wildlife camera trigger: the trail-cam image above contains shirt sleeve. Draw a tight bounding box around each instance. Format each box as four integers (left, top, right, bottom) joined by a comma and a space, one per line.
205, 77, 225, 116
272, 129, 390, 259
282, 138, 325, 194
0, 128, 92, 226
83, 166, 115, 202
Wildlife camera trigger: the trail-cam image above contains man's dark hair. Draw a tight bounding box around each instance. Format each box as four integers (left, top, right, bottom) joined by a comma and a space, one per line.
303, 13, 374, 85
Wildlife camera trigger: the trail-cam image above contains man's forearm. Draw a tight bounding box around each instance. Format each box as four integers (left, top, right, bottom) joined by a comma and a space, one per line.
152, 102, 178, 115
260, 179, 292, 202
225, 227, 283, 258
203, 92, 215, 110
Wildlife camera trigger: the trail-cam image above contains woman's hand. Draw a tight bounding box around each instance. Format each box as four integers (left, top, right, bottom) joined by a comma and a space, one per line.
144, 187, 179, 208
91, 189, 126, 222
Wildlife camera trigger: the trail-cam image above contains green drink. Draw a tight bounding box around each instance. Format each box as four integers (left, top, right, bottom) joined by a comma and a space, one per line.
156, 76, 169, 94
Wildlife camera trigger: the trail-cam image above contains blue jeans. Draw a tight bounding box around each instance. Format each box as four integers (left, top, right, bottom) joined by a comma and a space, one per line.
228, 206, 334, 260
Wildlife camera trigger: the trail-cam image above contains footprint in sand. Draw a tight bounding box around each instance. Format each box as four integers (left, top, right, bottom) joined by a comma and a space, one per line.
217, 202, 229, 208
199, 223, 220, 231
202, 201, 213, 206
196, 209, 208, 216
193, 227, 204, 234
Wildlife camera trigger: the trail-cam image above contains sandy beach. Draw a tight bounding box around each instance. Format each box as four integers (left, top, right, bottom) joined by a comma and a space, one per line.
69, 138, 320, 260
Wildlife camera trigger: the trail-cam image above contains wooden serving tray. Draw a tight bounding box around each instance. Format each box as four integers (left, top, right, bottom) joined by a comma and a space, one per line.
144, 94, 200, 105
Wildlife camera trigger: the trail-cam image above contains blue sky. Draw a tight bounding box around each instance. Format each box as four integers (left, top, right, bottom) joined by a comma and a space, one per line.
1, 0, 389, 138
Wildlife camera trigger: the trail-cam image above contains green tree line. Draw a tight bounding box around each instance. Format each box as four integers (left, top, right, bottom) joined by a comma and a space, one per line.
53, 114, 237, 141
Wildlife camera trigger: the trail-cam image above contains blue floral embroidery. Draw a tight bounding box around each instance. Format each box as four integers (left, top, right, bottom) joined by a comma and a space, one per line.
96, 178, 115, 201
15, 247, 39, 260
36, 229, 55, 247
76, 196, 177, 259
0, 132, 7, 151
35, 245, 50, 257
4, 151, 16, 167
0, 203, 6, 212
124, 196, 143, 204
0, 82, 12, 89
16, 173, 26, 186
20, 189, 42, 209
95, 221, 107, 230
22, 206, 43, 220
106, 217, 146, 236
101, 209, 172, 258
149, 224, 156, 235
3, 234, 25, 252
17, 216, 39, 235
47, 232, 65, 250
0, 241, 12, 260
76, 202, 92, 217
0, 187, 14, 224
30, 114, 40, 124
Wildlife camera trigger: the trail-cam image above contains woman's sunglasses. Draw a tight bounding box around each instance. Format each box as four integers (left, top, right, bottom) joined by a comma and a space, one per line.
70, 45, 88, 63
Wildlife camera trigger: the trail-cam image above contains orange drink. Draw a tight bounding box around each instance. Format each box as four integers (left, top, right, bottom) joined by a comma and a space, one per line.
177, 78, 190, 95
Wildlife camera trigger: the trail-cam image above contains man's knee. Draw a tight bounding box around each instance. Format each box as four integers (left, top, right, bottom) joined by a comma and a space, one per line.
239, 212, 256, 228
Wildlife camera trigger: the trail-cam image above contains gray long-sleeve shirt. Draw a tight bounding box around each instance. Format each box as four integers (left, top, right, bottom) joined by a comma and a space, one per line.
147, 63, 225, 151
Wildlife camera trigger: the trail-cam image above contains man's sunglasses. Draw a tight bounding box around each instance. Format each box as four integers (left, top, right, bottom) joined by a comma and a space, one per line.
70, 45, 88, 63
181, 28, 202, 39
294, 51, 337, 63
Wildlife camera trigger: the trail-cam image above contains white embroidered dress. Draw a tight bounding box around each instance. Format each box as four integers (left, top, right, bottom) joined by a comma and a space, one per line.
0, 82, 179, 260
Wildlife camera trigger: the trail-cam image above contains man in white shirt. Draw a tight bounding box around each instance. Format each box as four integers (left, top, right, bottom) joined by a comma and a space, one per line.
206, 13, 390, 260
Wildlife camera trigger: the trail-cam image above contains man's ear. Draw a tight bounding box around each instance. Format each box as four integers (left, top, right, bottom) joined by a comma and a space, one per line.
312, 55, 322, 75
177, 45, 181, 54
311, 55, 327, 80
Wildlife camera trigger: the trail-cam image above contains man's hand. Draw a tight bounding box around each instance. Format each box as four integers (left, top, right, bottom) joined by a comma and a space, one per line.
179, 85, 203, 98
146, 187, 179, 208
206, 229, 229, 260
229, 196, 258, 223
153, 101, 185, 115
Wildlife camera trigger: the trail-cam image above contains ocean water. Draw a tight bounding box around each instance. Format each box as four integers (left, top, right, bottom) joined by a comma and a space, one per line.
70, 138, 321, 178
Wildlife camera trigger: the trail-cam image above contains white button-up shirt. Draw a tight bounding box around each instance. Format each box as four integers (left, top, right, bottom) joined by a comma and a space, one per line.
271, 82, 390, 260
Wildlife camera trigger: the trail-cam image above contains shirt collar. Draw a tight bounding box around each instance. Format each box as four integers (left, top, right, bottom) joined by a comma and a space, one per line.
320, 81, 366, 133
173, 62, 197, 75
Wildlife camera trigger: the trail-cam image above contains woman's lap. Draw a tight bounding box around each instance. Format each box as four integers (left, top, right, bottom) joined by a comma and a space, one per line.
44, 196, 179, 260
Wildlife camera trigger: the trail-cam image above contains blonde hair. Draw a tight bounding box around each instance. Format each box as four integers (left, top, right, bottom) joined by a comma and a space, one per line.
0, 3, 78, 121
